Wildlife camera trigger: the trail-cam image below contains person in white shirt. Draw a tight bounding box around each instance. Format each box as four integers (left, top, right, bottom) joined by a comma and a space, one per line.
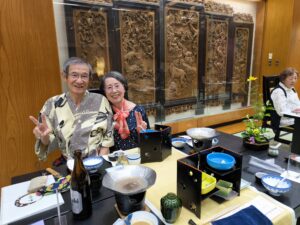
271, 67, 300, 127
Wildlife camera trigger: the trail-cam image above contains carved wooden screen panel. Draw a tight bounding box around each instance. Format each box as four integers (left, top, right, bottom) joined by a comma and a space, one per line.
232, 27, 250, 105
165, 8, 199, 102
167, 0, 204, 4
122, 0, 159, 4
119, 9, 156, 105
205, 17, 229, 106
69, 0, 112, 4
70, 7, 110, 89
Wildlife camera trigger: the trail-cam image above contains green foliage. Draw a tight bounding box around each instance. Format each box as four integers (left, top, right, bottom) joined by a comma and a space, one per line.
242, 96, 273, 144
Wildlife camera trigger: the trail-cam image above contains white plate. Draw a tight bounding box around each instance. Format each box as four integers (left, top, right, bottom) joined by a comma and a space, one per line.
179, 135, 192, 140
187, 139, 193, 148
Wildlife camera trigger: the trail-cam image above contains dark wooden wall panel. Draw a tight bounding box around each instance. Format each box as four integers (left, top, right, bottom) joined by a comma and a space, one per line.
0, 0, 61, 188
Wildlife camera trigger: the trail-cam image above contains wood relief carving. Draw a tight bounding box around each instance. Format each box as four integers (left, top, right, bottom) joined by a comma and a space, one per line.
120, 9, 156, 104
204, 1, 233, 16
205, 18, 228, 106
165, 8, 199, 101
233, 13, 253, 24
123, 0, 159, 5
70, 0, 113, 6
232, 27, 249, 103
167, 0, 203, 5
165, 104, 194, 115
146, 108, 157, 117
73, 9, 110, 89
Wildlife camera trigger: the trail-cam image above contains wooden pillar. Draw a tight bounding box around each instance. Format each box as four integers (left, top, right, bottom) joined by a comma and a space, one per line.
0, 0, 61, 187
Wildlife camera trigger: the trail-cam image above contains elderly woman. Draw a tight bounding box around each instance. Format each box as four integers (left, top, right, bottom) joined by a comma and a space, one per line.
29, 57, 114, 161
99, 71, 149, 151
271, 67, 300, 127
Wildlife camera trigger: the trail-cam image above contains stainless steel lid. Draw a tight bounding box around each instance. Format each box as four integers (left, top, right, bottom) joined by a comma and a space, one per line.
102, 165, 156, 195
186, 127, 217, 140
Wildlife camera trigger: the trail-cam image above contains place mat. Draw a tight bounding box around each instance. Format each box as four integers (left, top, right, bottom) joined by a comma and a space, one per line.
143, 149, 295, 225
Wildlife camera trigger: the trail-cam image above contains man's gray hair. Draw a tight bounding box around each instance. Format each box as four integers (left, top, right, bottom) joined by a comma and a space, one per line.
62, 57, 93, 77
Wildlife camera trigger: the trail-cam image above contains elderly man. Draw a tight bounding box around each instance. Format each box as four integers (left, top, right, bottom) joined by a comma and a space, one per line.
29, 57, 114, 161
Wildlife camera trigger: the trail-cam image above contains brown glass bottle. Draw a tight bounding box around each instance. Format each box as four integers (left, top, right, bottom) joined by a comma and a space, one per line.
70, 150, 92, 220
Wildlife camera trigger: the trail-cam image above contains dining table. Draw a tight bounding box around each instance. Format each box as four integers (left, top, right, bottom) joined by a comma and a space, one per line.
4, 132, 300, 225
283, 111, 300, 155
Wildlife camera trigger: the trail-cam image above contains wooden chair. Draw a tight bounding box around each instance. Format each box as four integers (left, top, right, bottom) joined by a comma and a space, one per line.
262, 75, 293, 144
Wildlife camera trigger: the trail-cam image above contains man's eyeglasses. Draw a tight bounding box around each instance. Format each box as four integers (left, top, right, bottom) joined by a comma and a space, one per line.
69, 73, 89, 81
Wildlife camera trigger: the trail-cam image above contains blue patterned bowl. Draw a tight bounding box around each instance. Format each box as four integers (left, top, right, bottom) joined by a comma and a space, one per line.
172, 138, 187, 148
83, 156, 104, 171
261, 175, 292, 196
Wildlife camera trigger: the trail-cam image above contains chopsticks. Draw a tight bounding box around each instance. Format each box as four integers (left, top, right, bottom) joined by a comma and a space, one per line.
46, 168, 62, 178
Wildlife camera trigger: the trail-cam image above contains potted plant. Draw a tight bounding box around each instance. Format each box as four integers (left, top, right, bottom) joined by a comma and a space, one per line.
242, 75, 271, 150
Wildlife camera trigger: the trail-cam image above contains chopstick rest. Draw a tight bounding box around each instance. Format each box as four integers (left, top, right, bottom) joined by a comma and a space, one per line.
27, 176, 47, 193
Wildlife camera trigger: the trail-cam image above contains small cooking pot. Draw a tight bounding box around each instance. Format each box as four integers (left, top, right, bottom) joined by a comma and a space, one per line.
102, 165, 156, 215
115, 191, 146, 215
186, 128, 219, 151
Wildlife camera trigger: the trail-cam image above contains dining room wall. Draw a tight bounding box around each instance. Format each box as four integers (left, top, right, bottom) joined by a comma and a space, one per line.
0, 0, 62, 188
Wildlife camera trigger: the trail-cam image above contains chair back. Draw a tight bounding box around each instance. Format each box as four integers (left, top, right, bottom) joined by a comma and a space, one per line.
262, 75, 280, 129
262, 75, 280, 105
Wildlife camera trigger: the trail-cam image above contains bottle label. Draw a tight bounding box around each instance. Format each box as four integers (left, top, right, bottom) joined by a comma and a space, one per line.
70, 189, 83, 214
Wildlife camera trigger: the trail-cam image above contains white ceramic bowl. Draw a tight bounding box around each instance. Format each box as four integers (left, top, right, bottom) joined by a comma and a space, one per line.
127, 153, 141, 165
67, 156, 103, 172
261, 174, 292, 196
126, 211, 158, 225
186, 127, 216, 140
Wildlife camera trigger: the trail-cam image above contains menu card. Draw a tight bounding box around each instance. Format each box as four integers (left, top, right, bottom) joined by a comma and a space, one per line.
0, 175, 64, 225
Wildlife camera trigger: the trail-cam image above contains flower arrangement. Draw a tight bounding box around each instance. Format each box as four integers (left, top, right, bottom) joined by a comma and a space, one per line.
242, 75, 272, 144
241, 112, 267, 144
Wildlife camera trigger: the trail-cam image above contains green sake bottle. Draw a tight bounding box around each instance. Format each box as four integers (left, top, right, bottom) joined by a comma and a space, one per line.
160, 192, 182, 223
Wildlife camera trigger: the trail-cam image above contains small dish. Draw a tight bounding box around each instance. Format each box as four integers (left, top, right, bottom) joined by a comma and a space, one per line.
186, 139, 193, 148
172, 138, 187, 148
201, 172, 216, 194
261, 174, 292, 196
206, 152, 236, 170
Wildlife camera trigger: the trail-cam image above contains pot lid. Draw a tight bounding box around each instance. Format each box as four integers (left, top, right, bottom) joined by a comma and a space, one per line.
186, 127, 218, 140
102, 165, 156, 195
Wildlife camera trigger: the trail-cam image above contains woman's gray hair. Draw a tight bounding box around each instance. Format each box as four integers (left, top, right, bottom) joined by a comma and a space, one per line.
99, 71, 129, 99
279, 67, 299, 82
62, 57, 93, 77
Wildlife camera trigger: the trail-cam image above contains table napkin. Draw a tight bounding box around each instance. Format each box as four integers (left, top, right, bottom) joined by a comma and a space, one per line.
212, 205, 272, 225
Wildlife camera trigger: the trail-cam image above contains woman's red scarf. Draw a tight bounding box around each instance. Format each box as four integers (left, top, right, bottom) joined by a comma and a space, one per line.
112, 100, 130, 139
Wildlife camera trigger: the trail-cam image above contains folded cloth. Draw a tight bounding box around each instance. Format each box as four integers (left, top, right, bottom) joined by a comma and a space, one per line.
212, 205, 272, 225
